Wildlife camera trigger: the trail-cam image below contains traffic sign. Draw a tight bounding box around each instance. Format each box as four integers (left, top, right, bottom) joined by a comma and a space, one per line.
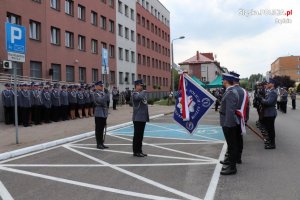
8, 52, 25, 62
5, 22, 26, 54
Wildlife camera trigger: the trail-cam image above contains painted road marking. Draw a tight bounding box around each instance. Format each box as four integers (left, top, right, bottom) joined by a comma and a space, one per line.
0, 181, 14, 200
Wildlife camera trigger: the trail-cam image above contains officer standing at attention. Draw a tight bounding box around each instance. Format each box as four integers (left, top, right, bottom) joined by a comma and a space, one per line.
94, 81, 109, 149
60, 85, 69, 121
259, 78, 278, 149
132, 79, 149, 157
2, 83, 14, 124
219, 73, 239, 175
20, 83, 32, 127
290, 90, 296, 110
31, 83, 43, 125
112, 86, 120, 110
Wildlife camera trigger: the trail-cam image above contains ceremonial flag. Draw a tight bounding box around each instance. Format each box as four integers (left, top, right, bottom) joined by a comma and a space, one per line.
173, 73, 216, 134
235, 89, 249, 134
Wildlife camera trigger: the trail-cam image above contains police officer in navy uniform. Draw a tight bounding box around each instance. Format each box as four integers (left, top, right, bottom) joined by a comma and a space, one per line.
112, 86, 119, 110
259, 78, 278, 149
42, 85, 52, 123
219, 73, 240, 175
19, 83, 31, 127
60, 85, 69, 121
132, 79, 149, 157
2, 83, 14, 124
94, 81, 109, 149
51, 83, 61, 122
31, 82, 43, 125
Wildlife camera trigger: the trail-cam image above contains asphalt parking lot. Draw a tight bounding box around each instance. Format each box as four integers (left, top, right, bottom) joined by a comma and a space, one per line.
0, 114, 226, 200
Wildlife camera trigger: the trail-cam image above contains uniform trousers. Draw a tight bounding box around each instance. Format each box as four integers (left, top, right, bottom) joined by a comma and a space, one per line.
43, 107, 51, 123
264, 116, 276, 145
4, 106, 14, 124
133, 121, 146, 154
281, 101, 287, 113
95, 117, 107, 145
222, 126, 239, 165
236, 125, 243, 161
32, 105, 42, 125
21, 107, 30, 127
61, 105, 69, 120
113, 99, 118, 110
292, 99, 296, 109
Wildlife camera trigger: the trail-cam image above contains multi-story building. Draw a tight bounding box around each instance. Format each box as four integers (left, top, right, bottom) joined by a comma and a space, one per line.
271, 56, 300, 82
179, 51, 223, 83
116, 0, 136, 91
136, 0, 171, 98
0, 0, 171, 98
0, 0, 116, 84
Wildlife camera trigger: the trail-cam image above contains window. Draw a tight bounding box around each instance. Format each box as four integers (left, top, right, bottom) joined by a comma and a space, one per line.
51, 64, 61, 81
65, 0, 74, 16
6, 13, 21, 24
65, 31, 74, 48
141, 17, 145, 27
119, 72, 123, 84
78, 67, 86, 83
50, 0, 60, 10
125, 49, 129, 61
118, 1, 122, 13
138, 54, 141, 64
147, 56, 150, 66
100, 16, 106, 30
131, 30, 135, 41
110, 71, 115, 84
51, 26, 60, 45
125, 72, 130, 84
78, 4, 85, 20
32, 0, 41, 3
297, 71, 300, 75
137, 34, 141, 44
147, 75, 150, 86
146, 38, 150, 48
118, 48, 123, 60
29, 20, 41, 40
130, 9, 134, 20
142, 55, 146, 65
78, 35, 86, 51
30, 61, 42, 78
131, 73, 135, 84
137, 13, 140, 24
91, 11, 98, 26
125, 27, 129, 39
124, 5, 129, 17
118, 24, 123, 36
142, 36, 145, 46
108, 0, 114, 7
109, 20, 114, 33
91, 39, 98, 54
92, 68, 98, 82
152, 76, 155, 85
66, 65, 74, 82
109, 45, 115, 58
131, 51, 135, 63
298, 65, 300, 68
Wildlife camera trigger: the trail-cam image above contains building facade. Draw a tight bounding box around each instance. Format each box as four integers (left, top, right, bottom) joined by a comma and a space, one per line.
0, 0, 171, 97
271, 56, 300, 82
179, 51, 223, 83
136, 0, 171, 98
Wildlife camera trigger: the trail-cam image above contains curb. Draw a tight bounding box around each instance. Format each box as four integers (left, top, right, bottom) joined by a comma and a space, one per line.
0, 113, 166, 161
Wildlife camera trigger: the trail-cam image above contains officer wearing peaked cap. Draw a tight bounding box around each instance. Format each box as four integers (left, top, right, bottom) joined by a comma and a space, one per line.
132, 79, 149, 157
2, 83, 14, 124
94, 81, 109, 149
219, 73, 240, 175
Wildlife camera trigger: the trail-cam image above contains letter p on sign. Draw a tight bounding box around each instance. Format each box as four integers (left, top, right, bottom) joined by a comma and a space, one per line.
11, 27, 22, 43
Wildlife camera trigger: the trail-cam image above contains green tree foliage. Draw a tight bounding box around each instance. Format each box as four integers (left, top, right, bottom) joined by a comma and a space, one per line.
297, 83, 300, 93
248, 74, 263, 90
273, 75, 295, 88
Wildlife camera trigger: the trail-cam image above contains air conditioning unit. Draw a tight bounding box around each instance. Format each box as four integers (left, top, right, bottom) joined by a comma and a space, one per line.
3, 60, 12, 69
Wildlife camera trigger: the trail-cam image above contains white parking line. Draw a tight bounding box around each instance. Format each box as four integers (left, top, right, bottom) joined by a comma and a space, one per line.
0, 181, 14, 200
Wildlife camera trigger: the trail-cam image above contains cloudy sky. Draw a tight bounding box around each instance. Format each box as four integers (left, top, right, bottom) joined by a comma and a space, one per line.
160, 0, 300, 78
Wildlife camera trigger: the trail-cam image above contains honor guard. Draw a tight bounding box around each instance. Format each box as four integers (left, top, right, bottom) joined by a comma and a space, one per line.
42, 85, 52, 123
132, 79, 149, 157
259, 78, 278, 149
94, 81, 109, 149
31, 83, 43, 125
68, 85, 77, 120
19, 83, 32, 127
89, 85, 95, 117
83, 86, 91, 117
60, 85, 69, 121
290, 90, 296, 110
219, 73, 240, 175
2, 83, 14, 124
112, 86, 120, 110
77, 86, 85, 118
51, 83, 61, 122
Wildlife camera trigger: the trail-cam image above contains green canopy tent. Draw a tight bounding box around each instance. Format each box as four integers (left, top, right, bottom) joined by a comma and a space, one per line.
191, 76, 206, 88
207, 75, 223, 88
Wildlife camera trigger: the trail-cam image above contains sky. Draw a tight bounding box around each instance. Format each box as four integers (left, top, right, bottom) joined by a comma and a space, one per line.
160, 0, 300, 78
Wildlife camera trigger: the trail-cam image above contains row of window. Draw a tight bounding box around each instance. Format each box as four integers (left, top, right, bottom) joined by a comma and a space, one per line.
137, 34, 170, 57
137, 54, 170, 72
138, 74, 169, 87
118, 24, 135, 42
137, 0, 170, 27
50, 0, 114, 12
118, 1, 135, 21
118, 48, 135, 63
137, 13, 170, 42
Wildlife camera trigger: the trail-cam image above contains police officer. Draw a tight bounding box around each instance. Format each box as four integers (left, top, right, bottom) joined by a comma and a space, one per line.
2, 83, 14, 124
94, 81, 109, 149
290, 90, 296, 110
280, 87, 288, 113
60, 85, 69, 121
42, 85, 52, 123
51, 83, 61, 122
259, 78, 278, 149
77, 86, 85, 118
19, 83, 31, 127
83, 86, 91, 117
132, 79, 149, 157
112, 86, 119, 110
219, 73, 239, 175
68, 85, 77, 120
31, 83, 43, 125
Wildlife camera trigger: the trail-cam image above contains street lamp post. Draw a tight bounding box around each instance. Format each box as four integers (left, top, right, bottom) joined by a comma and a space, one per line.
171, 36, 185, 99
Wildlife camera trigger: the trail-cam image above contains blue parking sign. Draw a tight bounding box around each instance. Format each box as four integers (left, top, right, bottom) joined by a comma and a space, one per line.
5, 23, 26, 54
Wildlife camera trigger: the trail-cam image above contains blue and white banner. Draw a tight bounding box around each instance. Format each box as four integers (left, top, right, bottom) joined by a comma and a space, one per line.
102, 48, 109, 74
173, 73, 216, 134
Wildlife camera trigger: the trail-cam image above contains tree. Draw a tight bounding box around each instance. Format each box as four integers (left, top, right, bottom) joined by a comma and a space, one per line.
273, 75, 295, 88
239, 78, 248, 89
297, 83, 300, 93
172, 69, 180, 91
248, 73, 263, 90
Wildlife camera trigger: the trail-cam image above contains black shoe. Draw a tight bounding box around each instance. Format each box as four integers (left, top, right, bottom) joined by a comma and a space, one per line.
265, 144, 276, 149
133, 153, 144, 157
220, 165, 237, 175
220, 160, 231, 165
97, 145, 105, 149
102, 144, 109, 149
140, 152, 147, 156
